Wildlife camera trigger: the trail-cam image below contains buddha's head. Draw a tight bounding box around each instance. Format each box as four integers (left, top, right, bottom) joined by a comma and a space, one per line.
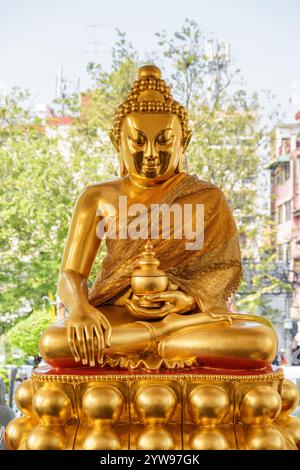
110, 65, 192, 187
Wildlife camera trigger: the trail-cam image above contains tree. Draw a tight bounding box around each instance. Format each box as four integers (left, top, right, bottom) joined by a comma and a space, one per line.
237, 246, 293, 318
0, 89, 76, 328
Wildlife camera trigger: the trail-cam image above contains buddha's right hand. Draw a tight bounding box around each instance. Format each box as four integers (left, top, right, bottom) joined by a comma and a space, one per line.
66, 305, 112, 366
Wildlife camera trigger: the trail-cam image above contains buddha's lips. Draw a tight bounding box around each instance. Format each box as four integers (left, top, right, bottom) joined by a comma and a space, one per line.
142, 159, 160, 170
141, 165, 160, 176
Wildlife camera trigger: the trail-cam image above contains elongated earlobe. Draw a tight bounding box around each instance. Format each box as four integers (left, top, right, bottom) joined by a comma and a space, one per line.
175, 131, 192, 173
109, 130, 119, 153
119, 157, 127, 177
183, 130, 192, 153
110, 130, 128, 177
175, 155, 184, 173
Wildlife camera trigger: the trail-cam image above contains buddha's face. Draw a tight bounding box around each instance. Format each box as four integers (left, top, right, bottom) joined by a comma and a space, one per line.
119, 113, 184, 186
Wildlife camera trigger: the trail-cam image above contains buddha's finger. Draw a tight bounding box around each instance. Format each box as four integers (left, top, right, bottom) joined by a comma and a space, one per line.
125, 299, 171, 316
145, 304, 173, 315
67, 326, 80, 362
125, 300, 160, 317
123, 299, 142, 315
84, 326, 95, 367
100, 314, 112, 347
94, 325, 104, 364
75, 325, 88, 365
144, 292, 177, 302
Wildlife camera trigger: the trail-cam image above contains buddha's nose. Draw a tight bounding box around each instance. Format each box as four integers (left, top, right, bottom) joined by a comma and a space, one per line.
144, 140, 158, 160
144, 154, 157, 163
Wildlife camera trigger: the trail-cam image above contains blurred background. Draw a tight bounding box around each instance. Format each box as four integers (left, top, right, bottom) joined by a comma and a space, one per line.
1, 0, 300, 429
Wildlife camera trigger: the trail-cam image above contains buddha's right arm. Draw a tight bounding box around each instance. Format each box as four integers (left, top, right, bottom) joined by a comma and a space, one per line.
57, 270, 90, 311
56, 187, 112, 366
57, 186, 102, 309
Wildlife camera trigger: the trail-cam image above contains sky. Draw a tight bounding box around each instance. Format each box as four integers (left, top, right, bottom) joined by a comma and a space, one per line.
0, 0, 300, 121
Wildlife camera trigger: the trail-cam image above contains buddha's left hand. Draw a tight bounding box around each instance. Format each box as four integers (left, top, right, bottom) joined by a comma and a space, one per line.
124, 290, 196, 318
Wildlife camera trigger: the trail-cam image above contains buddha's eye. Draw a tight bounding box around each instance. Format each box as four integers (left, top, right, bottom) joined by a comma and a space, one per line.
129, 129, 146, 147
156, 129, 173, 146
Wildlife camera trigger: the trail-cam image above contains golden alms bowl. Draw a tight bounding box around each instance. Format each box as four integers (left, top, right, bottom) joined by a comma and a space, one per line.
131, 241, 169, 307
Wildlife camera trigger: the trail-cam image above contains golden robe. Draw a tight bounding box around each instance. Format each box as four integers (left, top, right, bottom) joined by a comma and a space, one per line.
89, 172, 242, 314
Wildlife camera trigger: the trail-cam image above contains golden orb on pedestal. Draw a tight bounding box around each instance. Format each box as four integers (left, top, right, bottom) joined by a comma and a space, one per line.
279, 380, 299, 419
25, 425, 66, 450
15, 379, 34, 416
82, 386, 124, 426
188, 385, 230, 426
135, 426, 175, 450
82, 427, 122, 450
189, 427, 229, 450
32, 387, 72, 425
239, 385, 281, 424
134, 385, 177, 425
245, 425, 286, 450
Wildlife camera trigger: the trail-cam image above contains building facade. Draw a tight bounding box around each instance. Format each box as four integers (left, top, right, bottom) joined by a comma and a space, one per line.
268, 117, 300, 361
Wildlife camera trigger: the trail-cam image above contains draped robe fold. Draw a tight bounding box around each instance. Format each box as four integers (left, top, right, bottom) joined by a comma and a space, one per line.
89, 172, 242, 313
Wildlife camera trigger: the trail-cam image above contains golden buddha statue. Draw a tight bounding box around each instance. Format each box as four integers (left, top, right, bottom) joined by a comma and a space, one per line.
6, 65, 300, 451
39, 64, 277, 372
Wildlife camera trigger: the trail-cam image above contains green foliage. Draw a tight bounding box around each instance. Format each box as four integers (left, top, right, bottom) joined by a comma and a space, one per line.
6, 308, 52, 358
0, 366, 9, 389
0, 90, 76, 326
237, 248, 292, 318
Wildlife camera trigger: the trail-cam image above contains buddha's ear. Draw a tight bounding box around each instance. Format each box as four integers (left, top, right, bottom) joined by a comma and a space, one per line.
109, 130, 119, 153
110, 130, 127, 177
175, 155, 185, 173
182, 130, 192, 153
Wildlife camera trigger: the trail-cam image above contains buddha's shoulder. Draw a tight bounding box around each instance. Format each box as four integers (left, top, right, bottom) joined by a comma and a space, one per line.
181, 176, 231, 212
75, 177, 126, 204
190, 175, 226, 198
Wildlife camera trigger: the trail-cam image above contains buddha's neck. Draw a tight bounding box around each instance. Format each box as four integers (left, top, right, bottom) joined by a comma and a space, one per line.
127, 173, 179, 191
128, 176, 158, 191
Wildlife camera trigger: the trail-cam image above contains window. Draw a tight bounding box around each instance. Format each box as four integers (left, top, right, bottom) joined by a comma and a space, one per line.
278, 204, 284, 224
284, 163, 290, 181
275, 167, 284, 186
274, 164, 290, 185
282, 138, 291, 155
278, 242, 292, 263
285, 201, 291, 221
